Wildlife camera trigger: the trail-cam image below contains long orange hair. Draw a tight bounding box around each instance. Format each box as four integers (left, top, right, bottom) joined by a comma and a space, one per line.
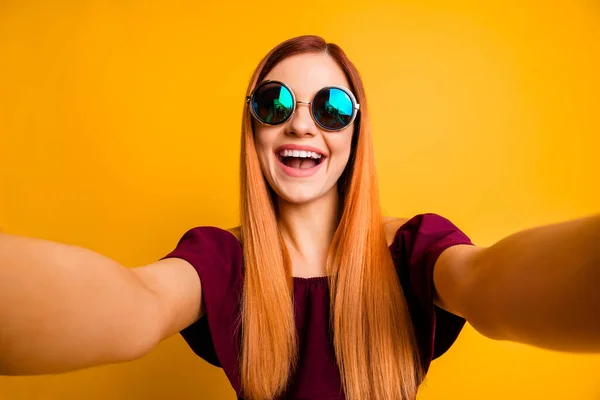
239, 35, 423, 400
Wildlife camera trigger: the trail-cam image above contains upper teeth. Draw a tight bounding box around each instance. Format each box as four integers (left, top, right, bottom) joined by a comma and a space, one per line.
279, 149, 322, 159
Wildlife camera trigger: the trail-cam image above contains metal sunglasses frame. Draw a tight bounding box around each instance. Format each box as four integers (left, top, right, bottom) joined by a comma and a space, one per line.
245, 80, 360, 132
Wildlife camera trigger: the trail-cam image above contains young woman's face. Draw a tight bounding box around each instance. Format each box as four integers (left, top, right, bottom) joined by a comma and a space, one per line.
253, 53, 355, 205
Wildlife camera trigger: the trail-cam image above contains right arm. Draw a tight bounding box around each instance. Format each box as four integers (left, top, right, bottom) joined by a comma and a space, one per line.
0, 232, 203, 375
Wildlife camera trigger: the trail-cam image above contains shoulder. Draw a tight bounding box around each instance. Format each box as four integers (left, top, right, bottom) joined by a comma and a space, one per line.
226, 226, 242, 242
386, 214, 478, 317
385, 213, 471, 243
167, 226, 242, 259
383, 216, 410, 247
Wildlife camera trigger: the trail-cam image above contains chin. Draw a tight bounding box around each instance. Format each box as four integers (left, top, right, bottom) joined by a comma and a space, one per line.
275, 187, 322, 205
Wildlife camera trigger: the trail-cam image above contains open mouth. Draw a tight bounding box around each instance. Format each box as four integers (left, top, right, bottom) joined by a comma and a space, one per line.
276, 149, 326, 170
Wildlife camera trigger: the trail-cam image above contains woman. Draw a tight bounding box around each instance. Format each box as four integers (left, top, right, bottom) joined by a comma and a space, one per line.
0, 35, 598, 400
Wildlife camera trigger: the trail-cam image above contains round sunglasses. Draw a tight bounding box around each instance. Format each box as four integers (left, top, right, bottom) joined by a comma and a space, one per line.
246, 80, 360, 131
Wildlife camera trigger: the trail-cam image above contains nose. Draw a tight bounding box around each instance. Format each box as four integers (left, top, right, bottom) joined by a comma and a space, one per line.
286, 102, 316, 137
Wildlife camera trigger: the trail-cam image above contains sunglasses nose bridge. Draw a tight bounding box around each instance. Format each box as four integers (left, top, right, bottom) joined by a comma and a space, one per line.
286, 101, 317, 137
294, 101, 316, 127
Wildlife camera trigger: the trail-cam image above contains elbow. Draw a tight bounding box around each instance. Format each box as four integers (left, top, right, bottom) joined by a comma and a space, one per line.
114, 329, 160, 364
459, 250, 512, 342
464, 312, 510, 341
0, 358, 14, 376
114, 299, 164, 364
461, 285, 507, 341
461, 296, 508, 341
461, 286, 512, 341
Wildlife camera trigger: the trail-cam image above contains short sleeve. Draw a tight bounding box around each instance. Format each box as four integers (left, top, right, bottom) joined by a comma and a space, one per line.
160, 226, 244, 389
390, 213, 474, 373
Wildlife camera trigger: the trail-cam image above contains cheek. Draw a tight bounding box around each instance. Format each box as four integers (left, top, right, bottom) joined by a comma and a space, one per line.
253, 126, 268, 151
327, 130, 354, 169
253, 128, 275, 164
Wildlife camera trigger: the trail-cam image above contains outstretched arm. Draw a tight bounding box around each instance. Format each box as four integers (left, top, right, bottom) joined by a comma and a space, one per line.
434, 214, 600, 352
0, 233, 203, 375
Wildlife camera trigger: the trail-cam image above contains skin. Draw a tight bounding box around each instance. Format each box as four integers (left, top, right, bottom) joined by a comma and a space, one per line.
0, 52, 394, 374
253, 53, 354, 278
236, 53, 600, 353
248, 53, 479, 325
250, 52, 600, 354
1, 50, 598, 376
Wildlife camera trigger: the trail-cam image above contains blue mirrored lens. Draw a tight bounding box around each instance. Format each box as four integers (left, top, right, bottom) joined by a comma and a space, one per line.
313, 87, 354, 130
252, 82, 293, 124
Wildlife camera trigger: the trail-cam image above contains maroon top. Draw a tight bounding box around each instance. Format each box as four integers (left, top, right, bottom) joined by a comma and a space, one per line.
161, 213, 473, 399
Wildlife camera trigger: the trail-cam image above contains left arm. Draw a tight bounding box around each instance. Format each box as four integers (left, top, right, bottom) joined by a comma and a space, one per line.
434, 214, 600, 352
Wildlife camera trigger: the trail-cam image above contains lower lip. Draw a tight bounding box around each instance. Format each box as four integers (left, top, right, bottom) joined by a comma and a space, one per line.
277, 156, 325, 177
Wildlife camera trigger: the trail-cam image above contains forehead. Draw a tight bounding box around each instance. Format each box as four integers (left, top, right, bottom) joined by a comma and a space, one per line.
263, 53, 350, 99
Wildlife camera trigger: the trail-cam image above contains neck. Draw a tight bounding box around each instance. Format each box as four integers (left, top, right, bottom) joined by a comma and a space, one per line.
277, 187, 340, 268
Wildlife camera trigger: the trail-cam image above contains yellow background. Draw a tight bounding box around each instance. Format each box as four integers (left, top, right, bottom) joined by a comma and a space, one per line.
1, 0, 599, 399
